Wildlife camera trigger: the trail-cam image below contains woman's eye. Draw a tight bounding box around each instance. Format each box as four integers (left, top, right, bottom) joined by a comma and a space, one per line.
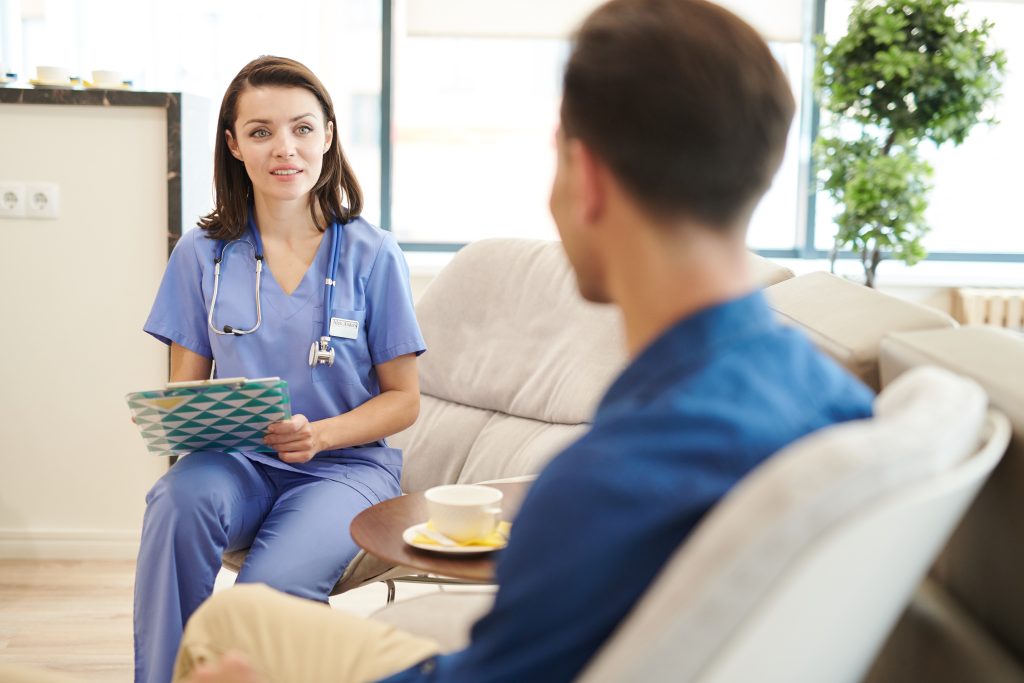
251, 129, 270, 138
297, 125, 313, 135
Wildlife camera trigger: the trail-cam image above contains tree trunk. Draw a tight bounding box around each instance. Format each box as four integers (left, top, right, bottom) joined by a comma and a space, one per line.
883, 130, 896, 156
863, 244, 882, 288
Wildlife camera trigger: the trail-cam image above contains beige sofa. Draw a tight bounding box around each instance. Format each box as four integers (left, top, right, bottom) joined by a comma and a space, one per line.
758, 272, 1024, 681
367, 241, 1021, 680
864, 326, 1024, 683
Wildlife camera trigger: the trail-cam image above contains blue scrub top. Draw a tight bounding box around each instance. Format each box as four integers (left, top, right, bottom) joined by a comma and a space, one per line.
144, 216, 425, 499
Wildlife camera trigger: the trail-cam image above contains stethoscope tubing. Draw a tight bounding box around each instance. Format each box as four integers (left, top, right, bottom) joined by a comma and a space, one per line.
208, 237, 264, 336
207, 216, 341, 340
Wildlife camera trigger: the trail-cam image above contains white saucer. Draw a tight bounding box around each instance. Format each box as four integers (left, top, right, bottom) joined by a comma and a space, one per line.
0, 76, 15, 86
84, 81, 131, 90
29, 79, 75, 89
402, 522, 505, 554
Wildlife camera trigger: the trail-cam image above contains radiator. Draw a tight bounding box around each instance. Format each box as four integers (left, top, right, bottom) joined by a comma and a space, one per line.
954, 288, 1024, 329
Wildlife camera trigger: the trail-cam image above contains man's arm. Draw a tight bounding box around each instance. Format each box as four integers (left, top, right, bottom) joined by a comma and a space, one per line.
427, 413, 746, 683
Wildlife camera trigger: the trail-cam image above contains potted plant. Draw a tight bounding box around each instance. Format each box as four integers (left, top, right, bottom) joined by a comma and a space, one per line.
815, 0, 1006, 287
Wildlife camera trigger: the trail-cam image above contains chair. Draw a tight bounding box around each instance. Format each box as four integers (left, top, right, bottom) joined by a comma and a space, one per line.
579, 366, 1009, 683
223, 241, 798, 597
368, 367, 1010, 683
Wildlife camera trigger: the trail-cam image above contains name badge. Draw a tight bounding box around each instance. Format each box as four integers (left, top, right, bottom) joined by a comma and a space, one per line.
329, 317, 360, 340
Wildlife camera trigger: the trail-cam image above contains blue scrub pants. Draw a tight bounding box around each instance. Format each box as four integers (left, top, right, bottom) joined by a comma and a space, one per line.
133, 451, 376, 683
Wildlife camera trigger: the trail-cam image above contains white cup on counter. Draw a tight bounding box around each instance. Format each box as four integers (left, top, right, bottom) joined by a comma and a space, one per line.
36, 65, 70, 84
425, 484, 503, 543
92, 69, 123, 87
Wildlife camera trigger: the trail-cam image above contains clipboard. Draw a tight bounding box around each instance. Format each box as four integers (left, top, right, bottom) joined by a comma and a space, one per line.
126, 377, 292, 457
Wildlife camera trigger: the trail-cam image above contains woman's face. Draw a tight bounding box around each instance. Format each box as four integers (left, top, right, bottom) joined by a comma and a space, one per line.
226, 85, 334, 205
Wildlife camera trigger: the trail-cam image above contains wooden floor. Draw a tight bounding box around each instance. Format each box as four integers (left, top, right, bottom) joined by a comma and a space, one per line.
0, 560, 135, 681
0, 559, 433, 682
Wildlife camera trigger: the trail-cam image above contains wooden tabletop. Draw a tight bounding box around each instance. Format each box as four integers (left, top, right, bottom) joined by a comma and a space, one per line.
350, 481, 531, 583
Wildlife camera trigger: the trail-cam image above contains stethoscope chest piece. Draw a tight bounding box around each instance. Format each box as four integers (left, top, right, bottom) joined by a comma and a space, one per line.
309, 336, 336, 367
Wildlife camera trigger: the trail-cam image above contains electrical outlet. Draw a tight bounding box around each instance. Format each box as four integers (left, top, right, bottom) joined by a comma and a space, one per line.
26, 183, 59, 219
0, 182, 26, 218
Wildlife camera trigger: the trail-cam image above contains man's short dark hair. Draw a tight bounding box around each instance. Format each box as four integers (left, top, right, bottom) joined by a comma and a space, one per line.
561, 0, 796, 229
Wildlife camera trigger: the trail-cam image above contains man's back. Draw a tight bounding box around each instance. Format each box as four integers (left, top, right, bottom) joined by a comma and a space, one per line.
418, 292, 874, 682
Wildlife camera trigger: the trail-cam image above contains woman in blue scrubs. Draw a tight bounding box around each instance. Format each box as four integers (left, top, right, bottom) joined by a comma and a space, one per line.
134, 56, 425, 683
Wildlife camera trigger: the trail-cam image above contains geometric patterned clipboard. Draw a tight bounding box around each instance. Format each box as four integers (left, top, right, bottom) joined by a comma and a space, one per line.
126, 377, 292, 457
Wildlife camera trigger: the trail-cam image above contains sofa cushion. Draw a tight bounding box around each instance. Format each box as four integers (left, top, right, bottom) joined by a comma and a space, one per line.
394, 395, 587, 492
389, 239, 626, 492
748, 252, 794, 287
414, 239, 626, 426
765, 271, 957, 391
880, 326, 1024, 665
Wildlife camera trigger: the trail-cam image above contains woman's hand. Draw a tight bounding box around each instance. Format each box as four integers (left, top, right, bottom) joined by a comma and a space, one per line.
264, 415, 323, 464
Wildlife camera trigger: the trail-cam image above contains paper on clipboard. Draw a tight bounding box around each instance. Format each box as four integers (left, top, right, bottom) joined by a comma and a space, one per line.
126, 377, 292, 457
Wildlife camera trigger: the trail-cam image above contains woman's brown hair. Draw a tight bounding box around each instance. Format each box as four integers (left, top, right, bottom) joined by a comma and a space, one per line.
199, 55, 363, 239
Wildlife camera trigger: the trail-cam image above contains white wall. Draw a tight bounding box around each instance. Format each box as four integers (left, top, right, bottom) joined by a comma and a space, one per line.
0, 103, 169, 559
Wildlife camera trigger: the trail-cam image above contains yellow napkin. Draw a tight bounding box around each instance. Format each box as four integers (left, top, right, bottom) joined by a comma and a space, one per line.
414, 520, 511, 547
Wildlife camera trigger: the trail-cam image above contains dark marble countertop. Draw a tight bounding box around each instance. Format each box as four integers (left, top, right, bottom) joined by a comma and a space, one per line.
0, 85, 176, 107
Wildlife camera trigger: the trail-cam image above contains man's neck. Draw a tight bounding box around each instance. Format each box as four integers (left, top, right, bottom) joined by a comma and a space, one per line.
606, 220, 754, 359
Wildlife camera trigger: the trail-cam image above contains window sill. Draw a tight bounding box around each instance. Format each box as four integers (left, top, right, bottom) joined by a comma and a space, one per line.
404, 248, 1024, 290
774, 258, 1024, 289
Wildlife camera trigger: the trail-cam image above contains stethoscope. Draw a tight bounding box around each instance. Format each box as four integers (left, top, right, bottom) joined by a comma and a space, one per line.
207, 215, 342, 368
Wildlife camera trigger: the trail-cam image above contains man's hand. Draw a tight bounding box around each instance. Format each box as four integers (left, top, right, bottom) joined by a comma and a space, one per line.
264, 414, 323, 464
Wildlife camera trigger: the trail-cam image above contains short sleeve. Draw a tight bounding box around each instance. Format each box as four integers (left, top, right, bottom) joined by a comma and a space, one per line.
143, 229, 213, 358
364, 234, 426, 365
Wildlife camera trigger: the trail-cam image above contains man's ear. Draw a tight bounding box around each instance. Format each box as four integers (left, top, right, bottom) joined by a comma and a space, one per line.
570, 139, 606, 226
225, 129, 243, 161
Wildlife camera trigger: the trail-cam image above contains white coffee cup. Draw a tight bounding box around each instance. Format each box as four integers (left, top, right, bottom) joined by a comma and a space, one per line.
92, 69, 122, 86
424, 485, 503, 543
36, 65, 70, 84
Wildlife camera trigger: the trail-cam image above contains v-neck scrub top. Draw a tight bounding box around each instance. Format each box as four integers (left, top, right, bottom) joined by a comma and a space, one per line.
143, 217, 426, 496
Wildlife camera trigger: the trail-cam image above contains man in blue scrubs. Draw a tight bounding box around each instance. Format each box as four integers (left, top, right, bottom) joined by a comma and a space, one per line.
173, 1, 875, 681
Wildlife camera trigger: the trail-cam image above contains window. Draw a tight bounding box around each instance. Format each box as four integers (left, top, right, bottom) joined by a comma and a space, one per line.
816, 0, 1024, 257
389, 0, 808, 250
8, 0, 1017, 261
390, 26, 566, 243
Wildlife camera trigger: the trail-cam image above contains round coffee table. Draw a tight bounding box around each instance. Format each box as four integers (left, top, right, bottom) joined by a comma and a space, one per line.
350, 481, 531, 584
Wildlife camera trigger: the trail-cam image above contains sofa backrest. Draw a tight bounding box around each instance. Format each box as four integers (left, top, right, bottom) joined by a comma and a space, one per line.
393, 241, 799, 493
391, 239, 625, 492
879, 326, 1024, 670
765, 272, 957, 391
